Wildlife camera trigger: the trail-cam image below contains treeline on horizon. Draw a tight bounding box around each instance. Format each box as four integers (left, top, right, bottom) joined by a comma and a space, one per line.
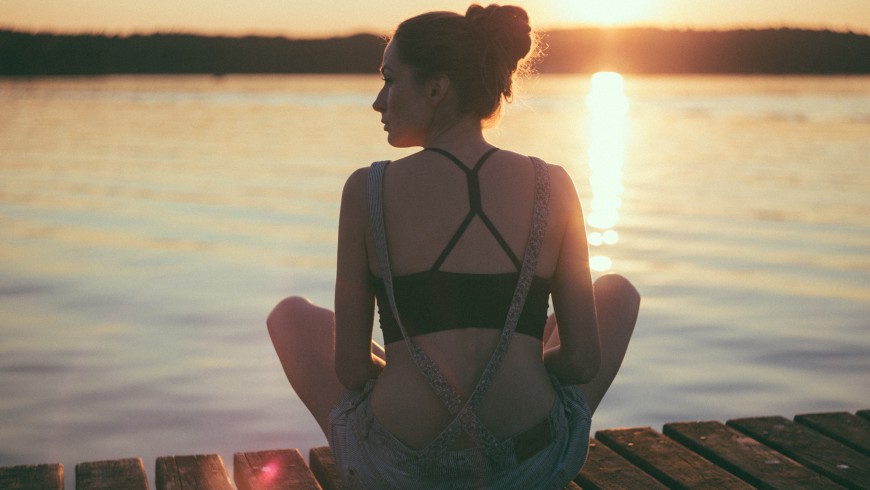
1, 27, 869, 76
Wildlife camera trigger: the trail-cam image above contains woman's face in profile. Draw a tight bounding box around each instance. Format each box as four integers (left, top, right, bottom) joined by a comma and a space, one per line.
372, 40, 433, 148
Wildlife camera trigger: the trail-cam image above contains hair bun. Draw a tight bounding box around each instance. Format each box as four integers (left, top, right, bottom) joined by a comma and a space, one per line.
465, 4, 533, 68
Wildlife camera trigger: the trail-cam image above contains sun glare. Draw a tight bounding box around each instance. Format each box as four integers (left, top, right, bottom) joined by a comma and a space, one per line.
585, 71, 629, 272
562, 0, 657, 26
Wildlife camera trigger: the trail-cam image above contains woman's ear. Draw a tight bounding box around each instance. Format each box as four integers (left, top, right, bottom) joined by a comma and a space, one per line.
426, 74, 450, 105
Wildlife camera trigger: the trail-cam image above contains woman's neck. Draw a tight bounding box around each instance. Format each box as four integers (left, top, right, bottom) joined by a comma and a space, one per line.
423, 115, 491, 156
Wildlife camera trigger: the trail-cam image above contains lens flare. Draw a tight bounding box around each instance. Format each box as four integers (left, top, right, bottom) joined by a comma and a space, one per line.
258, 461, 280, 483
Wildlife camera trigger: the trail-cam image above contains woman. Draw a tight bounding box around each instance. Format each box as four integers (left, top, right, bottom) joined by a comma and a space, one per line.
268, 4, 640, 488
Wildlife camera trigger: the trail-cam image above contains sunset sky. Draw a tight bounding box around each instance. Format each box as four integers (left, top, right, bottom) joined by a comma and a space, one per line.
4, 0, 870, 36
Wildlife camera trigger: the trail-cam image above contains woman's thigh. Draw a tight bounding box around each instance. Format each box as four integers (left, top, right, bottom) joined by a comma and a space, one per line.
267, 296, 348, 435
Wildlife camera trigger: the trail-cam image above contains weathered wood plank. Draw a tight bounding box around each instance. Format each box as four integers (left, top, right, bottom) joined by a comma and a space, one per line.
575, 438, 667, 489
0, 463, 63, 490
76, 458, 147, 490
795, 411, 870, 456
309, 447, 342, 490
664, 420, 842, 489
234, 448, 321, 490
596, 426, 752, 489
728, 415, 870, 490
156, 454, 233, 490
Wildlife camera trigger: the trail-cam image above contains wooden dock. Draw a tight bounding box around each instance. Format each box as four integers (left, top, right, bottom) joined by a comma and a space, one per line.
2, 409, 868, 489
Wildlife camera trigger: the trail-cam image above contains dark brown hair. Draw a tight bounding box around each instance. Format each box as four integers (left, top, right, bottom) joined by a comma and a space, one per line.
392, 4, 538, 122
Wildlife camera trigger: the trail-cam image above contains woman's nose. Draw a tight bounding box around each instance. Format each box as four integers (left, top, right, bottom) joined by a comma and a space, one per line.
372, 88, 386, 113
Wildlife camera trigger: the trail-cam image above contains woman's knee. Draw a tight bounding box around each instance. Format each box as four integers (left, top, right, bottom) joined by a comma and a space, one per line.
594, 274, 640, 310
267, 295, 316, 337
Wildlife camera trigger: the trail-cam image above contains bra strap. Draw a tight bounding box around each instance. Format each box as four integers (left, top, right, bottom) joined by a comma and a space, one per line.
424, 147, 522, 271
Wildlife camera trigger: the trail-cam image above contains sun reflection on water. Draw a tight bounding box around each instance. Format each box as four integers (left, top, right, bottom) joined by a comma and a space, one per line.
585, 72, 628, 272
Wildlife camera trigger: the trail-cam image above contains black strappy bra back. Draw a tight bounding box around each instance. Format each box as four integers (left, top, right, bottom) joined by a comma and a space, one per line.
371, 148, 551, 345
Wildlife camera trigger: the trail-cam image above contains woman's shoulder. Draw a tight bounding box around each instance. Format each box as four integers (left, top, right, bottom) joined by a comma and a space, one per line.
340, 166, 373, 206
506, 153, 573, 192
344, 165, 369, 187
542, 160, 574, 189
518, 156, 579, 215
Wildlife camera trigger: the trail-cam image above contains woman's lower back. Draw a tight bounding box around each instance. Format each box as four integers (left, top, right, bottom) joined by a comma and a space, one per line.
370, 330, 557, 449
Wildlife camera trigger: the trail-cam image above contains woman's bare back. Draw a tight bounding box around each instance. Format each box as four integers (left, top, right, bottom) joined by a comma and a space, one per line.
366, 148, 568, 449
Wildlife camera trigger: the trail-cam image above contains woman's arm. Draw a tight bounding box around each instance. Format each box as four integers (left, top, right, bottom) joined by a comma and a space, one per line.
334, 167, 385, 390
544, 165, 601, 385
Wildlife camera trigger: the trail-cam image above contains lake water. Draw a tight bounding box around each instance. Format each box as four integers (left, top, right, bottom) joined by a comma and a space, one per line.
1, 74, 868, 485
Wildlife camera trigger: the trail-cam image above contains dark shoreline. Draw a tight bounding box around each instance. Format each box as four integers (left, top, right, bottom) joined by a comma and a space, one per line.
2, 27, 870, 76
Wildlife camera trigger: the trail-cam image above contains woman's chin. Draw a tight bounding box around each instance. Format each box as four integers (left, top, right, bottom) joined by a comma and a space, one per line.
386, 134, 420, 149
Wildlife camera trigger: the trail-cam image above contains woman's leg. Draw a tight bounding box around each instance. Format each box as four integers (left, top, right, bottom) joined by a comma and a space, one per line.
266, 296, 355, 435
267, 296, 386, 435
545, 274, 640, 415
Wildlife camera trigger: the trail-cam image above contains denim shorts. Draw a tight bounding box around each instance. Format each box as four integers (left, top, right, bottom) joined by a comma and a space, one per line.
327, 374, 591, 489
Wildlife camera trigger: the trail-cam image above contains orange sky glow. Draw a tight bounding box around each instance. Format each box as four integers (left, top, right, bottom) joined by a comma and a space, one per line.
3, 0, 869, 36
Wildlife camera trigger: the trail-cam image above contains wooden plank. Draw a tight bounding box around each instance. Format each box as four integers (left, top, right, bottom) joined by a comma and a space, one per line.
596, 426, 752, 489
309, 447, 342, 490
795, 412, 870, 456
575, 438, 667, 489
76, 458, 148, 490
234, 448, 321, 490
729, 415, 870, 489
664, 420, 842, 489
156, 454, 233, 490
0, 463, 63, 490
